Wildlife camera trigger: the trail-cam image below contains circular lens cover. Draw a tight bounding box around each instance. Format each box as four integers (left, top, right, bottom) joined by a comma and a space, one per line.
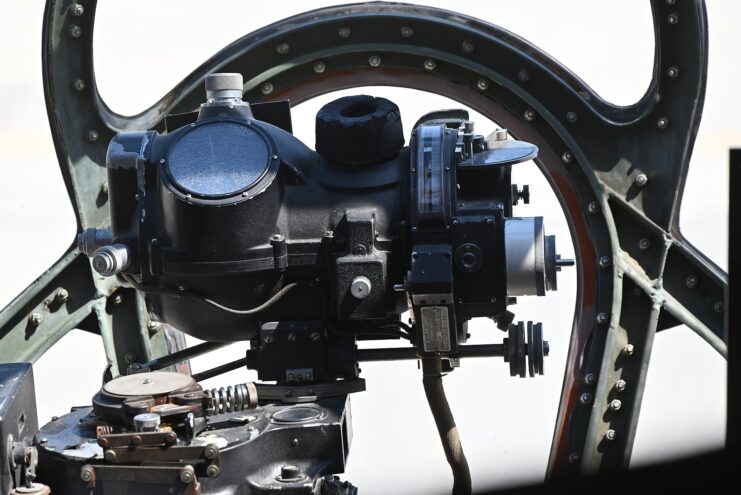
167, 122, 270, 198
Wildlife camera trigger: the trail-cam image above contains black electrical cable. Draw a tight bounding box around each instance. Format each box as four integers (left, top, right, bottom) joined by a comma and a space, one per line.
421, 357, 472, 495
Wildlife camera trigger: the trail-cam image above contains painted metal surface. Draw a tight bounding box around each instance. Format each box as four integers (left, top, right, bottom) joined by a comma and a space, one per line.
0, 0, 725, 479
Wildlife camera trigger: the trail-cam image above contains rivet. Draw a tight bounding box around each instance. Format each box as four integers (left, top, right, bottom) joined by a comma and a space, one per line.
276, 43, 289, 55
517, 69, 530, 83
638, 238, 651, 250
70, 3, 84, 16
461, 39, 475, 53
587, 201, 600, 214
657, 117, 669, 129
615, 379, 627, 392
524, 108, 537, 122
260, 82, 274, 95
124, 352, 136, 364
580, 392, 593, 405
599, 256, 611, 269
566, 111, 578, 124
609, 399, 622, 412
621, 344, 635, 357
561, 151, 574, 164
596, 312, 609, 325
667, 66, 679, 78
685, 275, 698, 289
714, 301, 724, 314
424, 58, 437, 71
71, 78, 86, 92
667, 12, 679, 25
291, 438, 299, 446
85, 129, 99, 142
207, 465, 221, 478
477, 78, 489, 91
313, 61, 326, 74
634, 173, 648, 188
368, 54, 381, 67
272, 154, 279, 160
338, 27, 351, 38
104, 449, 117, 462
568, 452, 580, 464
68, 24, 82, 38
400, 26, 414, 38
605, 429, 616, 441
159, 158, 166, 164
28, 313, 42, 327
80, 466, 94, 482
584, 373, 597, 385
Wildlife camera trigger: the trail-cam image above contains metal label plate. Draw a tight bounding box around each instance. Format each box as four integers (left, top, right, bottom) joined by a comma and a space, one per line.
420, 306, 451, 352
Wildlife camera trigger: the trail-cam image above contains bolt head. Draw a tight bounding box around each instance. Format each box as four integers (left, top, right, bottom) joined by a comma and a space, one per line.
424, 58, 437, 71
668, 12, 679, 25
462, 40, 475, 53
580, 392, 593, 405
584, 373, 597, 385
615, 379, 627, 392
85, 129, 99, 142
179, 468, 194, 484
561, 151, 574, 163
368, 55, 381, 67
112, 293, 124, 306
97, 437, 109, 448
566, 111, 578, 124
28, 313, 42, 327
55, 288, 69, 303
609, 399, 622, 412
338, 27, 351, 38
587, 201, 600, 214
714, 301, 724, 314
71, 3, 84, 16
622, 344, 635, 357
204, 444, 219, 460
276, 43, 289, 54
517, 69, 531, 83
477, 78, 489, 91
524, 109, 537, 122
667, 66, 679, 78
605, 429, 616, 441
599, 256, 611, 269
104, 449, 117, 462
686, 275, 698, 289
207, 465, 221, 478
657, 117, 669, 129
638, 238, 651, 250
634, 173, 648, 188
68, 24, 82, 38
596, 312, 609, 325
313, 61, 326, 73
80, 466, 94, 482
71, 78, 86, 92
568, 452, 580, 464
400, 26, 414, 38
280, 464, 300, 479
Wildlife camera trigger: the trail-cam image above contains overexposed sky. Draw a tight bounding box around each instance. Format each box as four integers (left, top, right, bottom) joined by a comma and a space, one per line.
0, 2, 735, 493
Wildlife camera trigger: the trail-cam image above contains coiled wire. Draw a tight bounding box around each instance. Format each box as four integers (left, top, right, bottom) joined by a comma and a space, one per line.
206, 382, 257, 415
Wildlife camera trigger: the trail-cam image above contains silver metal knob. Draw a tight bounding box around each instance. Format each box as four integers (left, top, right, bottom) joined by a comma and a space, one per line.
133, 413, 161, 432
205, 73, 244, 101
92, 244, 131, 277
350, 276, 372, 300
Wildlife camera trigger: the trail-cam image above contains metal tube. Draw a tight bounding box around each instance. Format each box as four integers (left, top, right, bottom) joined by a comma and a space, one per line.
139, 341, 231, 371
356, 344, 504, 362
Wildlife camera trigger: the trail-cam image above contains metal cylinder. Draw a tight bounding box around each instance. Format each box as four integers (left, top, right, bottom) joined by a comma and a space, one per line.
133, 413, 161, 432
92, 244, 131, 277
205, 73, 244, 101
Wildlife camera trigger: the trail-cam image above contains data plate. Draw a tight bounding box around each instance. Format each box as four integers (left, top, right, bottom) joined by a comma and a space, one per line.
420, 306, 451, 352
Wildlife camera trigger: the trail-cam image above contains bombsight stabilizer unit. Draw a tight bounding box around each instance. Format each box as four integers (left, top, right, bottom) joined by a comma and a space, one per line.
79, 73, 572, 381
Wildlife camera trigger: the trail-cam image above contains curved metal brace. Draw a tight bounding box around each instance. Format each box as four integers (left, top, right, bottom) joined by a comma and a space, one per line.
5, 0, 721, 479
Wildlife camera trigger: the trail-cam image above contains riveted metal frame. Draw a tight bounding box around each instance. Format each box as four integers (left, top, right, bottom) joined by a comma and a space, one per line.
0, 0, 726, 479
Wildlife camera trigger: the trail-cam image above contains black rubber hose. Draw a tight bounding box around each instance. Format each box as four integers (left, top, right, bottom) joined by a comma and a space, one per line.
421, 357, 472, 495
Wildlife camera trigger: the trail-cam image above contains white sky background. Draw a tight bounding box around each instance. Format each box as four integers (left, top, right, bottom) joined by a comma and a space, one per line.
0, 1, 735, 493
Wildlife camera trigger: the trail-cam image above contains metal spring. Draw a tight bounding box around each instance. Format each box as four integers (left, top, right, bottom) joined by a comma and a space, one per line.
206, 383, 257, 415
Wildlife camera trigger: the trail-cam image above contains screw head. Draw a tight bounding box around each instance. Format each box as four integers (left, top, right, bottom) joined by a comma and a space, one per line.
338, 27, 351, 38
423, 58, 437, 71
605, 429, 616, 441
55, 288, 69, 303
179, 467, 195, 484
657, 117, 669, 129
599, 256, 611, 269
667, 66, 679, 78
638, 238, 651, 250
714, 301, 724, 314
580, 392, 593, 405
561, 151, 574, 164
80, 466, 94, 482
71, 78, 86, 92
70, 3, 84, 16
85, 129, 99, 142
517, 69, 531, 83
476, 78, 489, 91
68, 24, 82, 38
584, 373, 597, 385
609, 399, 622, 412
634, 173, 648, 188
615, 379, 627, 392
524, 109, 537, 122
276, 43, 289, 54
368, 54, 382, 67
462, 39, 475, 53
400, 26, 414, 38
28, 313, 42, 327
568, 452, 580, 464
587, 201, 600, 214
313, 61, 326, 73
207, 465, 221, 478
667, 12, 680, 25
112, 293, 124, 306
596, 312, 609, 325
165, 432, 177, 445
204, 444, 219, 460
104, 449, 117, 462
621, 344, 635, 357
260, 82, 274, 95
566, 111, 578, 124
